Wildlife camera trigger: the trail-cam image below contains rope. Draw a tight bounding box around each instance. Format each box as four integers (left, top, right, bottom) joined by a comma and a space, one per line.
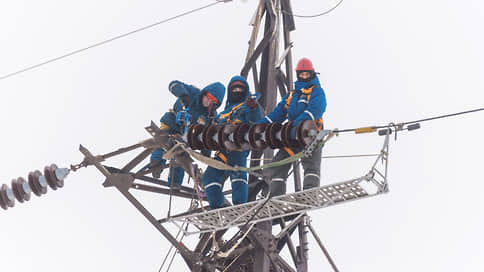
216, 195, 273, 257
158, 219, 188, 272
222, 253, 244, 272
162, 142, 186, 161
167, 166, 174, 218
285, 160, 302, 180
0, 0, 230, 81
178, 145, 239, 171
166, 242, 180, 272
217, 223, 255, 258
164, 134, 332, 174
191, 165, 207, 211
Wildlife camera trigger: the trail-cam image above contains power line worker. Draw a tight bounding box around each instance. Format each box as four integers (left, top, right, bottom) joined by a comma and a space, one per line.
202, 76, 263, 209
149, 80, 225, 190
257, 57, 327, 196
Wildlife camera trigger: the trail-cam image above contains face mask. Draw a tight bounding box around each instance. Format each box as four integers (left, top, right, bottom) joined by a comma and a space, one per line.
296, 71, 314, 82
297, 76, 312, 82
229, 90, 246, 103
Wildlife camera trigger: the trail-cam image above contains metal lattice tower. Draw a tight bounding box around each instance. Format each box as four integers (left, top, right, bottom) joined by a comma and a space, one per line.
70, 1, 390, 271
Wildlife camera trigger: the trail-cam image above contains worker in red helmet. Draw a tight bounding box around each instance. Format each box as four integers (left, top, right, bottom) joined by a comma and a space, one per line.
295, 57, 316, 81
257, 57, 327, 196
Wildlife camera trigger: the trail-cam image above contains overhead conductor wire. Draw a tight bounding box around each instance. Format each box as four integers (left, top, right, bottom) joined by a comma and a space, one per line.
335, 107, 484, 134
0, 0, 231, 81
282, 0, 344, 18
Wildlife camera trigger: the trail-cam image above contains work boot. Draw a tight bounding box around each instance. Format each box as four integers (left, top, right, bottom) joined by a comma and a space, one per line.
209, 199, 232, 210
269, 178, 286, 197
303, 173, 320, 190
222, 198, 232, 207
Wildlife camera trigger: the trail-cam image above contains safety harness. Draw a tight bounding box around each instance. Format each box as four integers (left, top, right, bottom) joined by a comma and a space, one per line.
215, 94, 261, 160
217, 102, 246, 124
216, 151, 228, 163
217, 93, 260, 125
285, 85, 324, 130
283, 86, 324, 156
215, 102, 247, 161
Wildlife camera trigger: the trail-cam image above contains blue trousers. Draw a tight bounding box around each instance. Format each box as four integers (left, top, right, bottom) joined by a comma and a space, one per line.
202, 150, 249, 209
150, 148, 184, 186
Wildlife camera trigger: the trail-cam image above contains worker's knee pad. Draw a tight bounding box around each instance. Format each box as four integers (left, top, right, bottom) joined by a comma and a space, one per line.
231, 179, 248, 205
269, 178, 286, 197
303, 172, 320, 190
205, 182, 224, 209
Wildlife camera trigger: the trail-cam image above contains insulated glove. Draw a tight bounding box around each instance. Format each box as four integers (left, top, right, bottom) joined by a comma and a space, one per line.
246, 97, 257, 109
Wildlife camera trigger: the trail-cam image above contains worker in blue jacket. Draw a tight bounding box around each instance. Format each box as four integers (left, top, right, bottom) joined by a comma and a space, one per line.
150, 80, 225, 190
258, 57, 327, 196
202, 75, 263, 209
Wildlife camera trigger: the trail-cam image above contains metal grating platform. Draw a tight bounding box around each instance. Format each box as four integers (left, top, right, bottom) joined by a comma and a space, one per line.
164, 134, 390, 235
165, 175, 386, 235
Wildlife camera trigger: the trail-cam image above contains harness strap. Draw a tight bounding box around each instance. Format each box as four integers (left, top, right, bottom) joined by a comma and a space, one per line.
216, 151, 228, 163
283, 147, 295, 156
301, 86, 315, 95
284, 91, 294, 110
218, 102, 246, 123
315, 118, 324, 130
285, 85, 316, 116
285, 86, 324, 129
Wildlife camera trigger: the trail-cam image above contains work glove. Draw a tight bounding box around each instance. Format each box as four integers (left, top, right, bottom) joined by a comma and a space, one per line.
180, 94, 191, 108
246, 97, 257, 109
148, 160, 163, 179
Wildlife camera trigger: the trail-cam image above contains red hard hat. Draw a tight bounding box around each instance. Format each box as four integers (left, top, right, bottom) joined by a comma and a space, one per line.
295, 58, 314, 72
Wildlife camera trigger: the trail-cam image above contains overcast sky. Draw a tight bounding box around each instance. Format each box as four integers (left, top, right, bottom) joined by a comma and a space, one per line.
1, 0, 483, 271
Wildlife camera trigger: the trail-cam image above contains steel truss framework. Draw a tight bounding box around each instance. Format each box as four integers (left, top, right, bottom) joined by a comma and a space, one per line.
77, 1, 391, 271
165, 132, 389, 235
80, 125, 390, 272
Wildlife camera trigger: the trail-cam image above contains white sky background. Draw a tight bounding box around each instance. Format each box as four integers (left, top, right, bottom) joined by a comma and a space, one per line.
1, 0, 483, 271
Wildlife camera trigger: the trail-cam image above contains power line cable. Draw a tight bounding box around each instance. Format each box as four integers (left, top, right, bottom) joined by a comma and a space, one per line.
0, 0, 230, 81
282, 0, 344, 18
401, 107, 484, 126
335, 107, 484, 134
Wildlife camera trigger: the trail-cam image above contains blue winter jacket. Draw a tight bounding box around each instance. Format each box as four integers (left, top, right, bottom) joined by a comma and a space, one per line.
259, 76, 326, 127
160, 81, 225, 134
216, 76, 262, 125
